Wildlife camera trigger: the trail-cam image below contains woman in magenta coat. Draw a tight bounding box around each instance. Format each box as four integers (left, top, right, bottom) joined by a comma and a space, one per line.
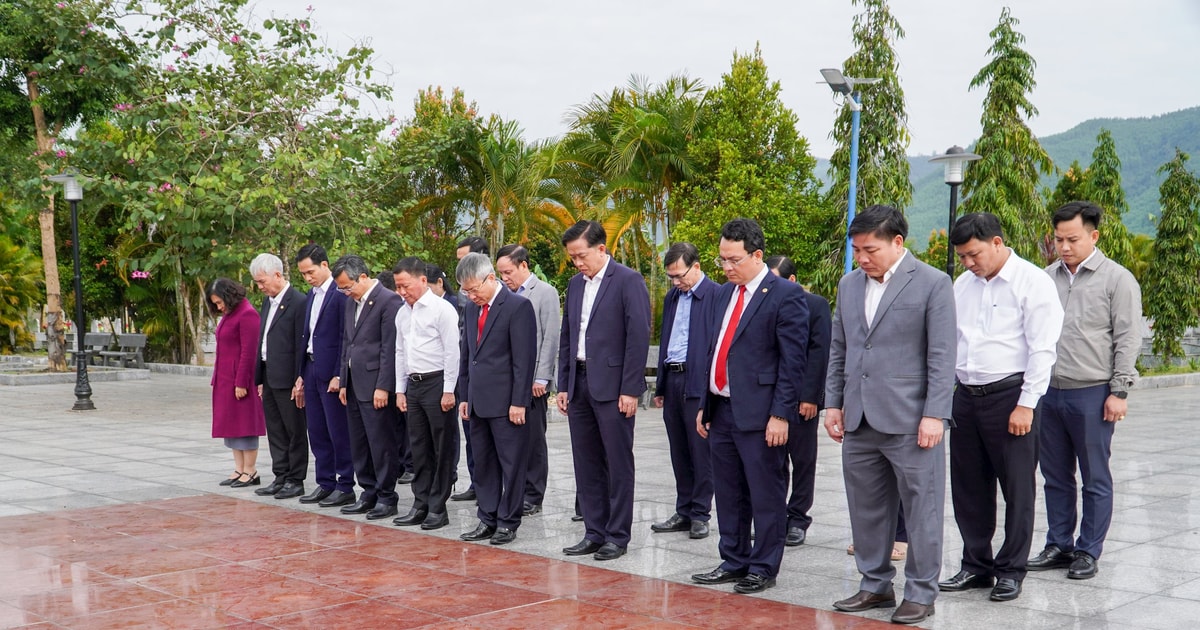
207, 277, 266, 488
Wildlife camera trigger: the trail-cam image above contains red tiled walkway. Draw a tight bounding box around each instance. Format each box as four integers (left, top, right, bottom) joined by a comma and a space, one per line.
0, 495, 892, 629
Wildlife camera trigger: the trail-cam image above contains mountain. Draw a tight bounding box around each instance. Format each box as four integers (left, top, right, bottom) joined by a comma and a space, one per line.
815, 106, 1200, 249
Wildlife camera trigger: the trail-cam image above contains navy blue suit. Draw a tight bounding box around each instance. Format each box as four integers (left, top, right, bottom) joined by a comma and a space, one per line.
786, 291, 831, 531
558, 258, 651, 548
703, 270, 809, 578
458, 287, 537, 530
655, 275, 718, 523
300, 283, 354, 494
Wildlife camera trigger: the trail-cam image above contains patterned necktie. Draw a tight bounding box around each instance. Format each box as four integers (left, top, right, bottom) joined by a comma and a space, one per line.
714, 285, 746, 391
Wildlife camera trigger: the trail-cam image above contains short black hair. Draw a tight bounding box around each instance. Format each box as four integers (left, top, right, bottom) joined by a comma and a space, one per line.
392, 256, 427, 279
561, 220, 606, 248
849, 204, 908, 241
950, 212, 1004, 246
1052, 200, 1103, 231
294, 242, 328, 266
495, 243, 530, 267
205, 277, 247, 316
664, 242, 700, 268
425, 263, 450, 289
376, 271, 396, 291
765, 255, 796, 279
719, 218, 765, 256
330, 254, 369, 281
457, 236, 489, 255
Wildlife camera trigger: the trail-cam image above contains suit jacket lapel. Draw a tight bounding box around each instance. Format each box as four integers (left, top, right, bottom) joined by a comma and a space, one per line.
662, 289, 679, 342
477, 287, 506, 348
866, 255, 916, 338
731, 272, 773, 346
352, 285, 378, 337
587, 262, 616, 323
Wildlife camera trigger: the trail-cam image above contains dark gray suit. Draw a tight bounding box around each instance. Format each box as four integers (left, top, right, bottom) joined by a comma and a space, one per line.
826, 252, 956, 605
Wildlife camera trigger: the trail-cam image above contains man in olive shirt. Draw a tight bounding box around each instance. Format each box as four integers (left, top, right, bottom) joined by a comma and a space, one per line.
1027, 201, 1141, 581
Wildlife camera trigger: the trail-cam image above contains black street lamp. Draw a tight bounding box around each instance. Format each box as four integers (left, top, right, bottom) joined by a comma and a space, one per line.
929, 146, 982, 276
49, 170, 95, 411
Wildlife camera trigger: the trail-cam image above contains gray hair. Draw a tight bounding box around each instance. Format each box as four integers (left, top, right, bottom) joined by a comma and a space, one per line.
456, 252, 494, 285
330, 254, 370, 281
249, 253, 284, 277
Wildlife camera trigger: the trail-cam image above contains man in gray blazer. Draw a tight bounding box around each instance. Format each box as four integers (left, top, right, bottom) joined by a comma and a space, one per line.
495, 244, 561, 516
824, 204, 956, 625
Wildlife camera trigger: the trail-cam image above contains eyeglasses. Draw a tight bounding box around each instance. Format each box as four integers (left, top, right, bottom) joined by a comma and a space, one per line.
461, 277, 492, 296
335, 277, 360, 294
713, 255, 751, 269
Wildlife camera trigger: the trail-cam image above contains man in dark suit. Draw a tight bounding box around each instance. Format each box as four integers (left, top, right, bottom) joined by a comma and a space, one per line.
250, 253, 309, 500
766, 255, 832, 547
824, 205, 956, 625
455, 253, 537, 545
557, 220, 651, 562
690, 218, 809, 595
450, 239, 488, 503
293, 244, 356, 508
332, 254, 404, 521
651, 242, 717, 540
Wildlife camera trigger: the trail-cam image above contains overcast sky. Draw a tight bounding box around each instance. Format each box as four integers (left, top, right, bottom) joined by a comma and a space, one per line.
253, 0, 1200, 159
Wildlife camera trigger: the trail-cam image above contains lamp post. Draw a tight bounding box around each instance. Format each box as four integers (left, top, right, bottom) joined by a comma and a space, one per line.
929, 146, 982, 276
820, 68, 881, 274
48, 170, 95, 411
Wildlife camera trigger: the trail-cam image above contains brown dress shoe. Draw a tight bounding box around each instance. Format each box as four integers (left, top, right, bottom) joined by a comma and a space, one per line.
891, 600, 934, 624
833, 589, 896, 612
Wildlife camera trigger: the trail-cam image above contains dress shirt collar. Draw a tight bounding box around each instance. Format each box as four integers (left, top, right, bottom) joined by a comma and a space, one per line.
965, 248, 1017, 286
413, 286, 437, 309
685, 273, 708, 298
870, 250, 908, 286
316, 275, 333, 295
270, 282, 290, 305
519, 274, 536, 294
356, 279, 379, 305
739, 263, 769, 297
584, 255, 611, 283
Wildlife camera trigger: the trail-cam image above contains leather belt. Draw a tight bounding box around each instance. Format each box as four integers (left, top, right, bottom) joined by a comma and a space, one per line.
576, 360, 587, 372
958, 372, 1025, 397
306, 352, 315, 362
409, 370, 443, 382
664, 362, 686, 373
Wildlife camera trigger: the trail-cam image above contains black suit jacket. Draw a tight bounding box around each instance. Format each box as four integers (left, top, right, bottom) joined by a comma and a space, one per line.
457, 287, 538, 418
339, 282, 403, 402
255, 284, 306, 390
800, 292, 832, 409
655, 275, 719, 400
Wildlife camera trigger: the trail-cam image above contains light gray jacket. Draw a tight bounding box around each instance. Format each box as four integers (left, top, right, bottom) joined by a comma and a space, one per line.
522, 274, 561, 387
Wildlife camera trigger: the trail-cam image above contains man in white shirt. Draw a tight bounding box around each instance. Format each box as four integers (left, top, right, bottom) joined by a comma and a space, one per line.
938, 213, 1064, 603
392, 256, 461, 530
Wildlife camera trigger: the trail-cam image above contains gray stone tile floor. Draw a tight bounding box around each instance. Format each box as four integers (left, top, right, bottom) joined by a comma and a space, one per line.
1, 373, 1198, 628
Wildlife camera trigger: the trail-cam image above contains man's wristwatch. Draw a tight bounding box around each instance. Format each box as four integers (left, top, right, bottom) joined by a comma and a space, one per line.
1112, 390, 1128, 399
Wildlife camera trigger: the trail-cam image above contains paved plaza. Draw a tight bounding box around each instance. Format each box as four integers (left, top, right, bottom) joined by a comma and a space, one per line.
0, 371, 1199, 628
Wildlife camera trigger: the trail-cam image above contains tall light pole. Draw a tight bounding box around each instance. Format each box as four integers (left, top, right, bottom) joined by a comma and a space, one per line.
929, 146, 982, 276
821, 68, 881, 274
48, 170, 95, 411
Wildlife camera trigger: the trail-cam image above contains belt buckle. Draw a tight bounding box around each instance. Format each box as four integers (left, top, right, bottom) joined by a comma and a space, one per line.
411, 373, 423, 382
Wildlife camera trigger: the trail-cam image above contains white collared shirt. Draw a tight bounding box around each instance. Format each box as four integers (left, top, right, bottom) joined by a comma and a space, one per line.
306, 275, 333, 354
865, 250, 907, 327
955, 248, 1065, 408
576, 255, 611, 361
708, 264, 769, 396
394, 287, 460, 394
261, 281, 291, 360
354, 280, 379, 325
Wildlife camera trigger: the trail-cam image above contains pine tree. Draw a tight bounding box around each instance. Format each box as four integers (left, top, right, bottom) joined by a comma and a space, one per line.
1144, 149, 1200, 362
960, 7, 1054, 264
1082, 128, 1135, 267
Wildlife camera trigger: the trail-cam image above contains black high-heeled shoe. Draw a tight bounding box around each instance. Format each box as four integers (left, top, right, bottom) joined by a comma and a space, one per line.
219, 471, 242, 487
230, 471, 260, 488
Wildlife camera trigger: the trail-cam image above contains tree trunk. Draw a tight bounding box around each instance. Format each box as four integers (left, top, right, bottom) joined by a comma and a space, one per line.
28, 76, 68, 371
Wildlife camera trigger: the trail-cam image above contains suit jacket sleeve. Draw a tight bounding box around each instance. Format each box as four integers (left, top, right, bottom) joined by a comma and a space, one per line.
534, 283, 561, 386
339, 301, 352, 386
620, 271, 652, 397
375, 296, 400, 394
457, 304, 473, 405
254, 299, 268, 386
801, 295, 831, 406
557, 281, 574, 394
770, 285, 809, 422
655, 290, 674, 398
511, 299, 538, 408
923, 272, 957, 420
824, 277, 849, 410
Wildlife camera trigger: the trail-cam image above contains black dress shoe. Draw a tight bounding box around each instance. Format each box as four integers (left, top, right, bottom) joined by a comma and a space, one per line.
733, 573, 776, 594
274, 482, 305, 500
784, 526, 806, 547
689, 521, 709, 539
366, 504, 399, 520
1027, 544, 1074, 571
491, 528, 517, 545
990, 577, 1022, 601
230, 471, 260, 488
392, 508, 428, 526
460, 522, 497, 541
1068, 551, 1098, 579
594, 542, 626, 561
340, 498, 376, 515
299, 487, 332, 504
219, 472, 241, 487
397, 471, 415, 484
691, 567, 747, 585
833, 589, 897, 612
522, 502, 542, 516
450, 488, 476, 501
319, 489, 356, 508
891, 600, 934, 624
255, 478, 286, 496
650, 513, 691, 533
571, 514, 584, 522
421, 512, 449, 530
562, 539, 603, 556
938, 570, 994, 591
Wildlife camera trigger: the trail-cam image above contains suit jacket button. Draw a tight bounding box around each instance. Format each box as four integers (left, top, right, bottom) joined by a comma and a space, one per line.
865, 343, 872, 350
862, 374, 868, 379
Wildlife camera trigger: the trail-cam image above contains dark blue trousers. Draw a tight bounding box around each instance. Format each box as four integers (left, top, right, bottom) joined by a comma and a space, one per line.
344, 373, 399, 506
303, 362, 354, 493
661, 370, 712, 522
523, 393, 550, 507
785, 414, 819, 530
470, 413, 531, 530
568, 367, 635, 548
1040, 384, 1115, 559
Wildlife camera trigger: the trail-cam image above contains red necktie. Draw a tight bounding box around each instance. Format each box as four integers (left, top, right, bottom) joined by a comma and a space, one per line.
714, 285, 746, 392
477, 304, 489, 343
